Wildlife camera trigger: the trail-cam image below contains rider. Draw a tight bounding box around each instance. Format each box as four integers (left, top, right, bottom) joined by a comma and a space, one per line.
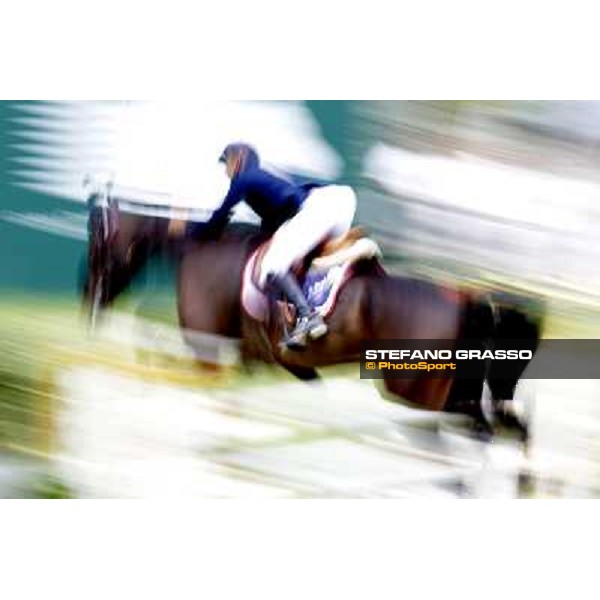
188, 142, 357, 348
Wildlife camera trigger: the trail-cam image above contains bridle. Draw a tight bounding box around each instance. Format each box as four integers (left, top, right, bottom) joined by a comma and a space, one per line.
87, 182, 120, 244
85, 183, 171, 329
86, 182, 120, 328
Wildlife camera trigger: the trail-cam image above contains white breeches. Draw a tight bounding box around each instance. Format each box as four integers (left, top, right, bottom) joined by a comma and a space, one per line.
258, 185, 357, 287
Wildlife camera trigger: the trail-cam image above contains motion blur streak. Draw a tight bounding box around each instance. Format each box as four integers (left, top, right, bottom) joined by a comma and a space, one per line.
1, 101, 599, 498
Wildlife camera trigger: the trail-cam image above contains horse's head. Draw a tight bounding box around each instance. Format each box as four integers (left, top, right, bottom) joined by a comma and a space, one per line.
82, 191, 167, 328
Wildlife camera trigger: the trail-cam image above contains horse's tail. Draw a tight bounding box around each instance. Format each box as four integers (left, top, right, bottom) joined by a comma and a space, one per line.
488, 290, 545, 347
460, 289, 545, 346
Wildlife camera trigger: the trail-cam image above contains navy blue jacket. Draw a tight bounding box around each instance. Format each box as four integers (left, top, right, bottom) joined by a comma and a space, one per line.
189, 167, 324, 238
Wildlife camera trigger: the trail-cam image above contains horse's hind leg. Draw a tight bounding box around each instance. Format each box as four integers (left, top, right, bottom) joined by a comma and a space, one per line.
488, 305, 540, 399
444, 295, 495, 438
487, 305, 541, 442
445, 378, 493, 440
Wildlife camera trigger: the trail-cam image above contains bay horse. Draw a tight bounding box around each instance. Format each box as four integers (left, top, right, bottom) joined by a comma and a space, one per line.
82, 192, 543, 440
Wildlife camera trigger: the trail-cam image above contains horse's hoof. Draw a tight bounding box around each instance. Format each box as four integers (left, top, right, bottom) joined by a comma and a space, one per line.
472, 418, 494, 443
518, 469, 536, 497
441, 414, 494, 443
493, 401, 530, 444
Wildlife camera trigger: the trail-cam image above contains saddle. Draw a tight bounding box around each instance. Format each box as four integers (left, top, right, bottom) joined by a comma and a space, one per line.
241, 227, 383, 324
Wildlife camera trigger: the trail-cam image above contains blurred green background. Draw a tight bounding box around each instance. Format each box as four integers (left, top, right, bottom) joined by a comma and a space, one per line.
1, 101, 600, 498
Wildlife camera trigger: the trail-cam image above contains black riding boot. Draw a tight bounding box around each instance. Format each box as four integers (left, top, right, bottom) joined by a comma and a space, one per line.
269, 273, 327, 348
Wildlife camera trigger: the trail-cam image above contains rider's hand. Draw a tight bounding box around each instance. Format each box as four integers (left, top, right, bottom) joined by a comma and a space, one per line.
168, 219, 187, 238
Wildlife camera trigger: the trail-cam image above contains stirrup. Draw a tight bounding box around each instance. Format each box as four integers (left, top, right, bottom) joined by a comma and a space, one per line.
295, 313, 328, 341
281, 314, 328, 350
281, 325, 308, 350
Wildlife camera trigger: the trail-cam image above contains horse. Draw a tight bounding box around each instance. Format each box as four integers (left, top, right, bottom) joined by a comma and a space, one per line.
81, 191, 543, 441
